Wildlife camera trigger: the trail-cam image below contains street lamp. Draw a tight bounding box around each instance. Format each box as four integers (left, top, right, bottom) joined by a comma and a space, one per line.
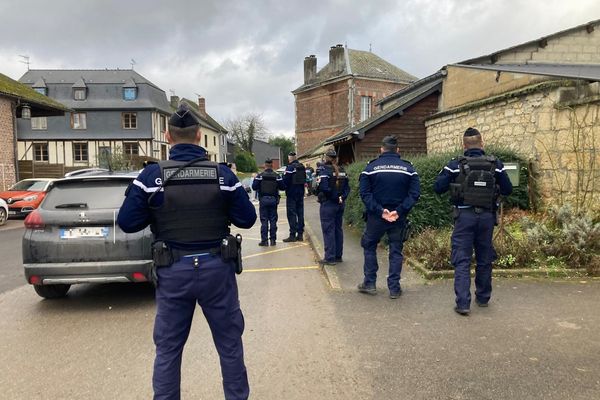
21, 103, 31, 119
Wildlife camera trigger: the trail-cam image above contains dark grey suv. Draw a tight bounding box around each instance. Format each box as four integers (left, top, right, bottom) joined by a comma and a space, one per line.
22, 173, 153, 299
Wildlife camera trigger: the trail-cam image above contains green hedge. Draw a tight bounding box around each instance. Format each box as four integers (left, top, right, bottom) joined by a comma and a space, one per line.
344, 146, 533, 233
235, 151, 258, 173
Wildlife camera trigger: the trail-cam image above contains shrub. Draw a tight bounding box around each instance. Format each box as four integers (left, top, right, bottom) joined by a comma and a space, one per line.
235, 151, 258, 173
344, 146, 532, 233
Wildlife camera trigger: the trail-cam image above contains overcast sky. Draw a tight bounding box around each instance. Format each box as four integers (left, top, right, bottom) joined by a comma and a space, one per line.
2, 0, 600, 137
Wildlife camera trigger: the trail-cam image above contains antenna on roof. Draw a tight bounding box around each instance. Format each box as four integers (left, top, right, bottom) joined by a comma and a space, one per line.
130, 59, 136, 70
19, 55, 30, 70
194, 92, 202, 98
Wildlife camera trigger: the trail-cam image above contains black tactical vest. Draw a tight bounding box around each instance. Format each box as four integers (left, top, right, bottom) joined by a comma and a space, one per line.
292, 162, 306, 185
151, 159, 229, 243
451, 156, 497, 209
259, 170, 279, 196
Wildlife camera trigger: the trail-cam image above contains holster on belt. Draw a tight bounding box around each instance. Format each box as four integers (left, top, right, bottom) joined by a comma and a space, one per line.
221, 234, 243, 274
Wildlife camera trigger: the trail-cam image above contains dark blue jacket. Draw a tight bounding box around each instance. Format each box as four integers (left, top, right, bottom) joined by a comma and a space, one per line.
117, 144, 256, 245
359, 151, 421, 217
433, 148, 513, 205
252, 168, 285, 197
283, 160, 305, 198
317, 163, 350, 203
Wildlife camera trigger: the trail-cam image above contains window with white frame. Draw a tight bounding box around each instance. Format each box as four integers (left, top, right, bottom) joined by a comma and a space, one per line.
31, 117, 47, 130
123, 88, 137, 101
73, 143, 88, 162
34, 87, 46, 95
73, 88, 86, 100
71, 113, 87, 129
360, 96, 372, 122
33, 143, 49, 162
122, 112, 137, 129
160, 115, 167, 132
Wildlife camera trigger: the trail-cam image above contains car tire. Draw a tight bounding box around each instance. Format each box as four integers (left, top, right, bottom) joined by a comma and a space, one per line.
33, 284, 71, 299
0, 208, 6, 226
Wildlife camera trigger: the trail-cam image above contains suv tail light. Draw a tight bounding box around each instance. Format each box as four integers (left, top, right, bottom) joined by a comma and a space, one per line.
24, 210, 45, 230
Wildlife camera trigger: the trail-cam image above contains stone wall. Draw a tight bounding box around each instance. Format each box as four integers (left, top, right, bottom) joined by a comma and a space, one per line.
0, 97, 16, 191
426, 82, 600, 211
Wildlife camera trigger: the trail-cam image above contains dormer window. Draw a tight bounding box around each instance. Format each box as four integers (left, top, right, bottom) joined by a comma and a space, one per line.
32, 77, 47, 96
73, 88, 86, 100
123, 88, 137, 101
33, 87, 47, 95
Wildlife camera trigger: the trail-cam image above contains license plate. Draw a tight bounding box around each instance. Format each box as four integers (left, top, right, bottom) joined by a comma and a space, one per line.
8, 211, 17, 215
60, 227, 109, 239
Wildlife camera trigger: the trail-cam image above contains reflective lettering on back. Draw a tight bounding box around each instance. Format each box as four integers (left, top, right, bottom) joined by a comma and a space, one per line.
163, 167, 218, 181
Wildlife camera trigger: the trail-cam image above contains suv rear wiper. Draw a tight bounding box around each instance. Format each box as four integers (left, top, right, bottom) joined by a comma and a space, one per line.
55, 203, 88, 209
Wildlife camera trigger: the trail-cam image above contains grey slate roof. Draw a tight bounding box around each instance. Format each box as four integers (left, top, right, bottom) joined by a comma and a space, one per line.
72, 77, 87, 88
454, 63, 600, 82
177, 98, 227, 133
32, 77, 47, 88
293, 47, 417, 92
19, 69, 171, 113
324, 76, 442, 145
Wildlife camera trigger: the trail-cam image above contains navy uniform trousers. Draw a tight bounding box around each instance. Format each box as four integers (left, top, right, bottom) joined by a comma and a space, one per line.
259, 198, 278, 242
153, 254, 249, 400
286, 195, 304, 236
361, 215, 405, 294
319, 200, 344, 261
451, 208, 497, 309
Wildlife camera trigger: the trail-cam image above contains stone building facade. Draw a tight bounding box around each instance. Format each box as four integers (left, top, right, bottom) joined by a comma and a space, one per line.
293, 45, 416, 156
0, 97, 16, 190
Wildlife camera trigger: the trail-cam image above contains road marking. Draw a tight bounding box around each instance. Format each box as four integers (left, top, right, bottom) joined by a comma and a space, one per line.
242, 243, 308, 259
244, 265, 319, 273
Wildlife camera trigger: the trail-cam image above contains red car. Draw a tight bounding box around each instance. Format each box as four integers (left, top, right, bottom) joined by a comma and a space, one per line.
0, 178, 55, 218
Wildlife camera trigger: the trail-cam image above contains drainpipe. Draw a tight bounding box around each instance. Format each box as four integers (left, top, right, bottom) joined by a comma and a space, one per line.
348, 78, 355, 127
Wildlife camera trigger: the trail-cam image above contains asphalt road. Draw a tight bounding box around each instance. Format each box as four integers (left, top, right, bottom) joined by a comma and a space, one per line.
0, 202, 599, 399
0, 220, 25, 293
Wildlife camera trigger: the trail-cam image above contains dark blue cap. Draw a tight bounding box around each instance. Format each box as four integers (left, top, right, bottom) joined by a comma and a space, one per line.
265, 158, 273, 164
325, 149, 337, 157
288, 151, 297, 156
464, 127, 481, 137
169, 103, 200, 128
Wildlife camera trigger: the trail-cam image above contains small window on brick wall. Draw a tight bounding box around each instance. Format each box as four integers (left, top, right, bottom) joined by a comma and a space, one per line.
360, 96, 372, 122
33, 143, 49, 162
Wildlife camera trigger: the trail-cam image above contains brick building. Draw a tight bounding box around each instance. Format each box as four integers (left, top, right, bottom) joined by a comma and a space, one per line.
292, 44, 416, 156
0, 73, 68, 190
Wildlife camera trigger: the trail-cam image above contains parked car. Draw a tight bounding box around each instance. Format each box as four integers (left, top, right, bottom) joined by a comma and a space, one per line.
0, 178, 55, 218
22, 172, 153, 299
0, 198, 8, 226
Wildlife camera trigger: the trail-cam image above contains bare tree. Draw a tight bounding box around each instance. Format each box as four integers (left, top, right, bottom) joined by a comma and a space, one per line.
226, 113, 268, 153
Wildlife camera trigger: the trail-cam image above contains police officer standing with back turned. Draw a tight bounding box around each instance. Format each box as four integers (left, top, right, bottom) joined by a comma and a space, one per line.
358, 136, 420, 299
117, 104, 256, 400
252, 158, 285, 246
316, 148, 350, 265
282, 151, 306, 242
434, 127, 512, 316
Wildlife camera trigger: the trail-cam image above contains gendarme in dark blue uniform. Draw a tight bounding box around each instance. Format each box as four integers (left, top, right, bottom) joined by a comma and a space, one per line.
316, 149, 350, 264
282, 152, 306, 242
252, 159, 285, 246
358, 136, 420, 298
118, 105, 256, 400
434, 127, 512, 315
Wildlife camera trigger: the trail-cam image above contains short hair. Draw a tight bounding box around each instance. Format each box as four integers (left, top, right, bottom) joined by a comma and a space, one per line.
168, 124, 199, 143
382, 142, 398, 152
463, 134, 483, 149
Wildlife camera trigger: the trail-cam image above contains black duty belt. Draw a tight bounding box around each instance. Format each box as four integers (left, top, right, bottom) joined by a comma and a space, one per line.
171, 246, 221, 260
457, 206, 492, 214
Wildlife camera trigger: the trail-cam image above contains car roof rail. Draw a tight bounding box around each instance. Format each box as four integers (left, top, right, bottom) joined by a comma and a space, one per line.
64, 168, 110, 177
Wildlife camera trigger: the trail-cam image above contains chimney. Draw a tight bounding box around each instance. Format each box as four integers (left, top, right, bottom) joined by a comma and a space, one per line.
170, 95, 180, 109
198, 96, 206, 116
304, 55, 317, 84
329, 44, 345, 75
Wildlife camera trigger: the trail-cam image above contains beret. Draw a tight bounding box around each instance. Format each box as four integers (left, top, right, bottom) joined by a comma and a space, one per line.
169, 103, 200, 128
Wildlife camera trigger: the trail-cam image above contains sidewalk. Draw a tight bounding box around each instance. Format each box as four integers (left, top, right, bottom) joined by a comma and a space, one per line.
303, 197, 424, 291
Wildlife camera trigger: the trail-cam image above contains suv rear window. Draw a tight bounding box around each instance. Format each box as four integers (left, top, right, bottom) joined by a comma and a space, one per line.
42, 179, 132, 210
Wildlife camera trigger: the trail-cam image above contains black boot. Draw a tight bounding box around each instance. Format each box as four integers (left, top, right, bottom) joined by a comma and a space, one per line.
270, 239, 276, 246
258, 241, 268, 246
282, 235, 296, 243
296, 233, 304, 241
